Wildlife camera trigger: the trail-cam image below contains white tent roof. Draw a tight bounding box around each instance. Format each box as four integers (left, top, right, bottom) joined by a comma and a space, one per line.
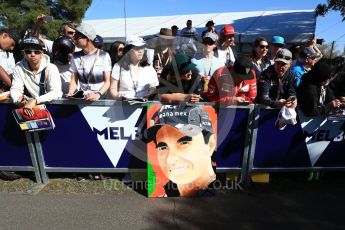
84, 9, 316, 44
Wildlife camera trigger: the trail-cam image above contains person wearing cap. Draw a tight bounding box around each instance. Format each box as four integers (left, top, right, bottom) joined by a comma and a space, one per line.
298, 62, 340, 116
10, 36, 62, 113
192, 32, 224, 82
257, 48, 297, 109
206, 56, 257, 104
251, 37, 271, 78
145, 105, 216, 197
269, 35, 285, 64
217, 25, 236, 67
201, 20, 218, 42
0, 28, 20, 91
109, 35, 158, 100
67, 23, 111, 101
158, 53, 204, 103
292, 46, 322, 87
171, 25, 179, 36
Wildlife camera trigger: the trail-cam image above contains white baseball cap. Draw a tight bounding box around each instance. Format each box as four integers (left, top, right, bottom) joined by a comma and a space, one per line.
75, 23, 96, 40
125, 35, 146, 47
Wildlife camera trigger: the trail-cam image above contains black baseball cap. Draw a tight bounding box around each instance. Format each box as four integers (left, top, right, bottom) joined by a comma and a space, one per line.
145, 105, 214, 141
232, 56, 254, 80
21, 36, 43, 50
1, 28, 21, 45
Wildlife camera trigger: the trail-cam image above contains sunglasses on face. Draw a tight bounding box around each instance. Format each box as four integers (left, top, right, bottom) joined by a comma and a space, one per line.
259, 45, 269, 49
66, 31, 75, 36
203, 40, 215, 46
73, 33, 87, 40
273, 44, 284, 48
224, 34, 234, 39
24, 50, 42, 55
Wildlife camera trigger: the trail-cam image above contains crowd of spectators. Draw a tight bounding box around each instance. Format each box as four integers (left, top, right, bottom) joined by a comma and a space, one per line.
1, 18, 344, 116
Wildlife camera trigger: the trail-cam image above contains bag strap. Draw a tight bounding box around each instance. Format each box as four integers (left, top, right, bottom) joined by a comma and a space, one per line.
39, 67, 47, 96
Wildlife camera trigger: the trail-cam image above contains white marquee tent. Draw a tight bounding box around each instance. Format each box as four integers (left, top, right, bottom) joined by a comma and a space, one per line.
84, 9, 316, 49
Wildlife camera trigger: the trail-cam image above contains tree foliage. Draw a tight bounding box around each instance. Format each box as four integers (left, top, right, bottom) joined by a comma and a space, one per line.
319, 41, 343, 59
0, 0, 92, 39
316, 0, 345, 21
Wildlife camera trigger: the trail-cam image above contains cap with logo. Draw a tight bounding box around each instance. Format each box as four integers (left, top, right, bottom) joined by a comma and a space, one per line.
220, 25, 235, 35
145, 105, 214, 141
75, 22, 96, 41
232, 56, 254, 80
21, 36, 43, 50
275, 48, 292, 64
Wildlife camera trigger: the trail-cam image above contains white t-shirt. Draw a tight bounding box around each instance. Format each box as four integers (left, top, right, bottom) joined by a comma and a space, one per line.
70, 49, 112, 92
192, 56, 224, 79
111, 64, 158, 99
0, 49, 15, 75
56, 64, 72, 94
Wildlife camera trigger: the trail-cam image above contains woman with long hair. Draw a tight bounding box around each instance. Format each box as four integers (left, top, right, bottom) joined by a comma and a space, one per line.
108, 41, 125, 66
251, 37, 271, 79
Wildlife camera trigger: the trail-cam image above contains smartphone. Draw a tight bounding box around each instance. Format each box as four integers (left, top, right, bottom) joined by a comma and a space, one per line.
43, 15, 54, 23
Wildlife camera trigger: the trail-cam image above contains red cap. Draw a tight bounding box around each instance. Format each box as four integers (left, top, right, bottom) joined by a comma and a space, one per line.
221, 25, 235, 35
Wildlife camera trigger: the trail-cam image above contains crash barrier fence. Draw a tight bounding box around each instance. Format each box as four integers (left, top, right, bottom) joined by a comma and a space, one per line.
1, 100, 345, 184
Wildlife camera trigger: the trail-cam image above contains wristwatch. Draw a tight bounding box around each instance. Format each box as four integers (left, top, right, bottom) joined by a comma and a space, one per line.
96, 91, 103, 97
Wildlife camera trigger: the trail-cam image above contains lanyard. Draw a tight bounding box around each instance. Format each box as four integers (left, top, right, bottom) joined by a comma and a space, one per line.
129, 65, 140, 95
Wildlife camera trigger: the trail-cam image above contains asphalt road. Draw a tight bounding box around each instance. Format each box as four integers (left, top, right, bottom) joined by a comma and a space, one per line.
1, 173, 345, 230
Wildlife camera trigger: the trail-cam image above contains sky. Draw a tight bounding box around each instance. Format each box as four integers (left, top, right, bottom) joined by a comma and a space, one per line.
84, 0, 345, 52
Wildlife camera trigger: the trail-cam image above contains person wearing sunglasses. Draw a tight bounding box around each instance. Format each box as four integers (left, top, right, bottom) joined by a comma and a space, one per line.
251, 37, 271, 79
33, 14, 77, 58
257, 48, 297, 109
292, 46, 322, 87
10, 36, 62, 114
192, 32, 224, 87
